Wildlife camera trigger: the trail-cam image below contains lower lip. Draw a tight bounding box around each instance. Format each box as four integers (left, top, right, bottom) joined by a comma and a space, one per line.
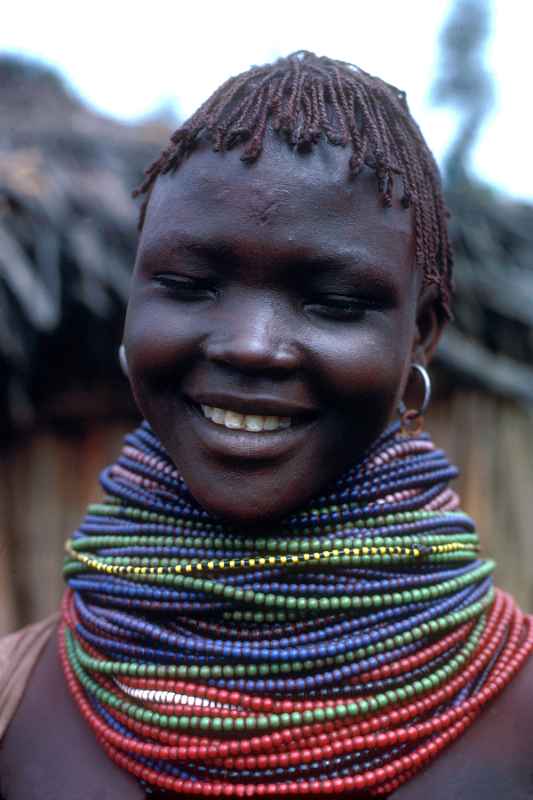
185, 402, 319, 461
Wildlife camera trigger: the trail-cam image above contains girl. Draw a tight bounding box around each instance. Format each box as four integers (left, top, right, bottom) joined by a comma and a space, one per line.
1, 52, 532, 799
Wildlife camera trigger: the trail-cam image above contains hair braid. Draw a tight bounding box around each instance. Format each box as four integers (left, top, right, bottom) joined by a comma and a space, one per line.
134, 51, 453, 319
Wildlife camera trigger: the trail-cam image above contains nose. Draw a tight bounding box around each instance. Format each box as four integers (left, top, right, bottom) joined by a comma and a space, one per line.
203, 296, 299, 375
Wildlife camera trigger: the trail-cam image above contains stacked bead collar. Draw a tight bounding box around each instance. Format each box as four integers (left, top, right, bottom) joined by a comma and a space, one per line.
61, 421, 533, 797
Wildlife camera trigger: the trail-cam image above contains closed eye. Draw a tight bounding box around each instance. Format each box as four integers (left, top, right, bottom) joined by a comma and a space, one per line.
305, 295, 379, 321
154, 274, 218, 300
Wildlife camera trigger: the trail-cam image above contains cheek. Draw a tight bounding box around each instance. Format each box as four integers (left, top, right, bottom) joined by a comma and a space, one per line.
123, 295, 203, 418
125, 296, 199, 377
309, 319, 411, 470
311, 315, 410, 410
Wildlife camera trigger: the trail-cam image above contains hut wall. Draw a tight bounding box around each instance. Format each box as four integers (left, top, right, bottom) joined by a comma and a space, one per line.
427, 392, 533, 614
0, 419, 134, 635
1, 391, 532, 636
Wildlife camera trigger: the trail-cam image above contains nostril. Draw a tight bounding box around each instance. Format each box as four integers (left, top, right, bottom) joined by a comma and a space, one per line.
204, 336, 299, 373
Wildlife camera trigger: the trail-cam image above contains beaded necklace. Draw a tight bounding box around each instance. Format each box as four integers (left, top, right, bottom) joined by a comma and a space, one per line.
61, 421, 533, 797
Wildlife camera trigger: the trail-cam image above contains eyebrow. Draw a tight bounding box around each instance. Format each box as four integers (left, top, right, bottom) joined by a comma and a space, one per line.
170, 236, 385, 274
150, 234, 402, 290
179, 238, 236, 264
293, 257, 401, 297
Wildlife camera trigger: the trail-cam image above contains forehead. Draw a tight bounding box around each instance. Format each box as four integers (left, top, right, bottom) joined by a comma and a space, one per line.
142, 134, 415, 276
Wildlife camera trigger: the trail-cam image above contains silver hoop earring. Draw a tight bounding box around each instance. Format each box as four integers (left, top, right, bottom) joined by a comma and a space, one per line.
119, 344, 129, 378
398, 363, 431, 436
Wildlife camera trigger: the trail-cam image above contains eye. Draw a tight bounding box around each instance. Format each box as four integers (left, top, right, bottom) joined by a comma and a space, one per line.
305, 295, 374, 321
154, 273, 217, 301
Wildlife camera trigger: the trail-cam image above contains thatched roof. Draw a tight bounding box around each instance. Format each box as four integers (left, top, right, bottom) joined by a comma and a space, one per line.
1, 55, 532, 435
435, 182, 533, 404
0, 56, 174, 431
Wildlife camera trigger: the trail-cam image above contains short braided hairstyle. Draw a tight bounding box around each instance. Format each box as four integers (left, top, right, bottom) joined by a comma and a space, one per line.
135, 51, 453, 320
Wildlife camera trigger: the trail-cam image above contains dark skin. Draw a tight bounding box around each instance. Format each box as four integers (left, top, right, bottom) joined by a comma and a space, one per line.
2, 133, 533, 799
123, 134, 436, 525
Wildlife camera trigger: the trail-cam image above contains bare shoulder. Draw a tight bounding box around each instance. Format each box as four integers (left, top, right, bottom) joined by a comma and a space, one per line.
392, 650, 533, 800
0, 630, 144, 800
453, 650, 533, 797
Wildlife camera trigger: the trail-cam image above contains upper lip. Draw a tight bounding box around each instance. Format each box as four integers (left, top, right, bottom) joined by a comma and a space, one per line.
186, 392, 319, 418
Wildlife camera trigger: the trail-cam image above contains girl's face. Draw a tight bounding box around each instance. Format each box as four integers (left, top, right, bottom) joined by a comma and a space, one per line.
124, 134, 439, 524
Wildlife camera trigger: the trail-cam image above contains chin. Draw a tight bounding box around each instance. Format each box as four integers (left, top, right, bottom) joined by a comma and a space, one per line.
188, 488, 303, 527
203, 502, 291, 528
182, 468, 317, 528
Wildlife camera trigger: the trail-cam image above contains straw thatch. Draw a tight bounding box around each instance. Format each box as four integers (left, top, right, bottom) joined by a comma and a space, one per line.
0, 55, 174, 434
434, 183, 533, 403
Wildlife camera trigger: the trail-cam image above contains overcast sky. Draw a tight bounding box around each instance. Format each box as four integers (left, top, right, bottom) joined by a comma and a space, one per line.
2, 0, 532, 200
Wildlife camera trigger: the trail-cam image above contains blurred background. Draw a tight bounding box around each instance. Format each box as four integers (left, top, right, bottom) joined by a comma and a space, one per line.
1, 0, 532, 635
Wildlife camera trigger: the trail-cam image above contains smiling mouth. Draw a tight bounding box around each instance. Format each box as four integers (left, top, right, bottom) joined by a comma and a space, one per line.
200, 404, 292, 433
184, 398, 320, 460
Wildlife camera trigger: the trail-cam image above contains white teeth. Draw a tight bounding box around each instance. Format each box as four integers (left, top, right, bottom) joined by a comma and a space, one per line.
224, 410, 245, 429
244, 415, 264, 432
200, 405, 293, 432
211, 407, 225, 424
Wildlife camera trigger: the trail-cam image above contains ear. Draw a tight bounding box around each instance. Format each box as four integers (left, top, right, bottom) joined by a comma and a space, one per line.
411, 284, 444, 366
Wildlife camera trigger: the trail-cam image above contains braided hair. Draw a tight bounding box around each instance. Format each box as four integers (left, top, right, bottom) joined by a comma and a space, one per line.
135, 51, 453, 320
